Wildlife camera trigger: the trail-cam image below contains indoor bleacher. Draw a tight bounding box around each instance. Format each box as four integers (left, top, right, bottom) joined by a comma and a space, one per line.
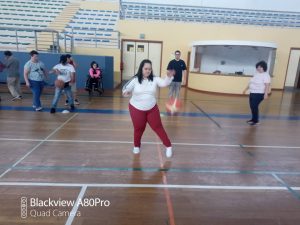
0, 0, 70, 29
120, 1, 300, 28
0, 0, 71, 50
63, 8, 119, 48
2, 0, 300, 52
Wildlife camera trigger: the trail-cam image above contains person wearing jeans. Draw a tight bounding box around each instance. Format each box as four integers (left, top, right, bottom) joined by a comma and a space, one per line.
51, 84, 74, 113
123, 59, 175, 158
24, 50, 47, 111
29, 79, 44, 109
243, 61, 271, 126
249, 93, 264, 124
50, 55, 75, 114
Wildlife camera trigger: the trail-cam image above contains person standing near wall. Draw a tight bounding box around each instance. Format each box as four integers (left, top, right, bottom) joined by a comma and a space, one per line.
167, 50, 187, 100
65, 54, 80, 105
243, 61, 271, 126
2, 51, 22, 101
24, 50, 47, 111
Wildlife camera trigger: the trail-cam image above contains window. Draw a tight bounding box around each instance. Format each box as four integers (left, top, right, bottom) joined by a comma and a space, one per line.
137, 45, 144, 52
191, 44, 276, 76
127, 44, 134, 52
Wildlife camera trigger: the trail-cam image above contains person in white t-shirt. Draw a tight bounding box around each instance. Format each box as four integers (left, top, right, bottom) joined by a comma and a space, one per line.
65, 54, 80, 105
50, 55, 75, 114
122, 59, 175, 158
243, 61, 271, 126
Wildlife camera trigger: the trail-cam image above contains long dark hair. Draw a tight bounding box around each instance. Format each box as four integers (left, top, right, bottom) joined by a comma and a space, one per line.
90, 61, 98, 68
135, 59, 154, 84
60, 55, 67, 65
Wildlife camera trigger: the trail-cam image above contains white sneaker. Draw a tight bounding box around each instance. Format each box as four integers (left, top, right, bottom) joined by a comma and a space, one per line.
35, 107, 43, 111
132, 147, 140, 154
11, 96, 22, 101
166, 147, 173, 158
62, 109, 70, 114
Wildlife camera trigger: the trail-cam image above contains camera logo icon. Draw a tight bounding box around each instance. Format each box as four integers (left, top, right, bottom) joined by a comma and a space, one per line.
20, 197, 27, 219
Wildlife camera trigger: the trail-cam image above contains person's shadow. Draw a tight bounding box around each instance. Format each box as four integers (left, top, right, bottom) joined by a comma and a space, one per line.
113, 155, 173, 224
238, 125, 263, 171
130, 154, 172, 184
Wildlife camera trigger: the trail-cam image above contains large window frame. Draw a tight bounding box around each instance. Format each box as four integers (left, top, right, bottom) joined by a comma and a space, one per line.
190, 41, 277, 77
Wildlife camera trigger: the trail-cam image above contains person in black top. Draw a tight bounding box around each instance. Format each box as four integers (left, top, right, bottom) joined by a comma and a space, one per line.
167, 50, 187, 99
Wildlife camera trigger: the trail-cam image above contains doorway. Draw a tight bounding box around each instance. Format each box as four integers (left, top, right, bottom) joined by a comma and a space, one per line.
285, 48, 300, 89
121, 40, 162, 81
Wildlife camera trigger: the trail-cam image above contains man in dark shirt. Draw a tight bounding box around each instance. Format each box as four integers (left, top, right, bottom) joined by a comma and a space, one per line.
167, 50, 187, 99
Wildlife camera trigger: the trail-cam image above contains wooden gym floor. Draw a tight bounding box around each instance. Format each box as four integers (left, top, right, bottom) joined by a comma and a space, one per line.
0, 86, 300, 225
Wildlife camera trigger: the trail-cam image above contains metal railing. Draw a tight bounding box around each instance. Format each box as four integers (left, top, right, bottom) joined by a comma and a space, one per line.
0, 26, 74, 53
0, 26, 121, 52
66, 29, 120, 49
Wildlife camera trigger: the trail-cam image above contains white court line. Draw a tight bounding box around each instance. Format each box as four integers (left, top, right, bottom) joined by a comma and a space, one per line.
1, 137, 300, 149
0, 114, 78, 179
241, 144, 300, 149
0, 181, 300, 190
65, 185, 87, 225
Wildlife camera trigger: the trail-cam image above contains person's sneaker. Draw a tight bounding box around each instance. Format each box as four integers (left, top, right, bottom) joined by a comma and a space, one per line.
65, 100, 69, 106
62, 109, 69, 114
248, 121, 259, 126
132, 147, 140, 154
166, 147, 173, 158
35, 107, 43, 111
50, 108, 56, 114
11, 96, 22, 101
246, 120, 253, 124
74, 99, 80, 105
70, 104, 75, 111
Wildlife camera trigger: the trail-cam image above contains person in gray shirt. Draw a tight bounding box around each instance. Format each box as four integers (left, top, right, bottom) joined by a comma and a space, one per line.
3, 51, 22, 100
24, 50, 47, 111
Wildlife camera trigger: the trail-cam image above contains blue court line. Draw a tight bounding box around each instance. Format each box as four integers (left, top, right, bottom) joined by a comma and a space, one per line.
1, 105, 300, 121
272, 173, 300, 200
191, 101, 222, 128
2, 165, 300, 175
239, 144, 269, 166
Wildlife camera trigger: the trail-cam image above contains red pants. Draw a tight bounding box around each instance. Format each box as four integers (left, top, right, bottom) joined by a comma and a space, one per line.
129, 104, 171, 148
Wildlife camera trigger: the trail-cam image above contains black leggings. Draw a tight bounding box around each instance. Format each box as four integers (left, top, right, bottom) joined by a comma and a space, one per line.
249, 93, 264, 123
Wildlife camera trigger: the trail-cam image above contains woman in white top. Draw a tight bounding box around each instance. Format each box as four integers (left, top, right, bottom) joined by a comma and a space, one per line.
49, 55, 75, 114
123, 59, 175, 158
243, 61, 271, 126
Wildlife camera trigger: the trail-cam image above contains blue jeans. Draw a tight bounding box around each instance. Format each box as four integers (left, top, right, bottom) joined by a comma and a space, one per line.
249, 93, 264, 123
51, 85, 74, 108
29, 79, 44, 108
